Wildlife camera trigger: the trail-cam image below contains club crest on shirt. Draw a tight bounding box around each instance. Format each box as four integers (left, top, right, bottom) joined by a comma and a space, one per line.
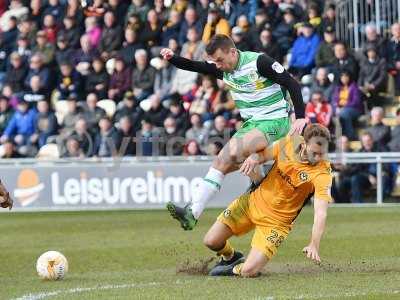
299, 171, 309, 182
224, 209, 231, 218
248, 70, 259, 81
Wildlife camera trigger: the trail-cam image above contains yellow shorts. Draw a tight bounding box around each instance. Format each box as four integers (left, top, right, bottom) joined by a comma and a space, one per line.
217, 193, 291, 259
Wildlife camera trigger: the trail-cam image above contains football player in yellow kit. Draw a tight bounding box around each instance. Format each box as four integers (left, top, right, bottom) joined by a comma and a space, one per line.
204, 124, 332, 277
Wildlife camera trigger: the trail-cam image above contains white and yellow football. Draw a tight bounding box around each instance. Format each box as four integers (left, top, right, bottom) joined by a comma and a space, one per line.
36, 251, 68, 280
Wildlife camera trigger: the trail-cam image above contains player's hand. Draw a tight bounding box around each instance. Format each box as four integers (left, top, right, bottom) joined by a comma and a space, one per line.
289, 118, 307, 135
160, 48, 174, 60
302, 244, 321, 263
240, 153, 260, 176
0, 180, 13, 210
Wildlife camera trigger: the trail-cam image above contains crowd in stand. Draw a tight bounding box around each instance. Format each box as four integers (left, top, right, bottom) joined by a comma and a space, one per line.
1, 0, 400, 202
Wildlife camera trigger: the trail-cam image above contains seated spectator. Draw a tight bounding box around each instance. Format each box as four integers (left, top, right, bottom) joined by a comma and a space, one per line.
1, 84, 19, 108
332, 42, 359, 82
0, 96, 14, 135
211, 87, 235, 120
161, 9, 182, 47
366, 106, 391, 147
180, 27, 205, 61
131, 49, 156, 101
99, 11, 122, 60
205, 140, 224, 156
81, 93, 106, 130
388, 107, 400, 151
62, 137, 84, 158
58, 16, 80, 49
56, 62, 81, 100
228, 0, 257, 26
254, 27, 283, 63
259, 0, 279, 27
0, 100, 36, 149
185, 113, 209, 150
362, 23, 387, 59
272, 8, 296, 55
108, 57, 132, 102
179, 6, 203, 45
106, 0, 129, 26
0, 16, 18, 52
183, 139, 204, 156
1, 140, 22, 158
154, 58, 176, 100
310, 67, 334, 102
231, 26, 251, 51
113, 91, 143, 132
141, 9, 162, 52
386, 23, 400, 95
84, 57, 109, 100
23, 75, 47, 106
14, 35, 32, 62
73, 34, 100, 76
67, 118, 93, 157
288, 22, 320, 78
136, 118, 163, 156
117, 115, 136, 156
315, 26, 336, 68
202, 5, 230, 44
43, 0, 65, 25
55, 35, 75, 66
307, 3, 322, 32
358, 44, 387, 108
64, 0, 84, 27
167, 97, 189, 132
247, 9, 270, 47
16, 17, 36, 47
162, 116, 185, 156
348, 132, 393, 203
305, 91, 333, 129
209, 115, 233, 143
42, 14, 58, 44
321, 3, 335, 32
93, 116, 121, 157
24, 53, 51, 93
32, 30, 55, 65
332, 71, 363, 140
5, 52, 28, 93
119, 26, 145, 65
126, 0, 151, 23
278, 0, 304, 20
60, 94, 83, 138
84, 0, 106, 18
144, 93, 168, 127
30, 99, 58, 149
84, 16, 102, 49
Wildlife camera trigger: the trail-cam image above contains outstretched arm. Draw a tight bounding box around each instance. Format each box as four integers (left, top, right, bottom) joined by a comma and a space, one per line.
160, 48, 223, 79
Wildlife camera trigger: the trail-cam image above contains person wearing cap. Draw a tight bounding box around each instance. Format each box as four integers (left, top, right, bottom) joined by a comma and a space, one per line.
358, 43, 387, 107
361, 23, 387, 60
315, 26, 336, 68
1, 16, 18, 51
202, 4, 231, 44
288, 22, 320, 77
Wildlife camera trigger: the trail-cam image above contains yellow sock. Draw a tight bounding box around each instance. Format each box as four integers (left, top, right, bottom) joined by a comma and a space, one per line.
217, 241, 234, 260
232, 263, 243, 275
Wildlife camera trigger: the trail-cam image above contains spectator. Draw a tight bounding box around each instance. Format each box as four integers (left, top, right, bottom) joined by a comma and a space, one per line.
114, 91, 142, 131
56, 62, 81, 100
255, 27, 283, 63
349, 132, 393, 203
388, 107, 400, 151
387, 22, 400, 95
136, 118, 163, 156
183, 139, 204, 156
131, 49, 156, 101
332, 71, 363, 140
366, 106, 391, 146
162, 116, 185, 156
144, 93, 168, 127
289, 22, 320, 77
179, 6, 203, 45
85, 57, 109, 99
119, 26, 145, 65
84, 0, 106, 19
14, 35, 32, 62
1, 140, 22, 158
358, 44, 387, 108
332, 42, 359, 82
228, 0, 257, 26
167, 97, 190, 132
64, 0, 84, 28
73, 34, 100, 75
315, 26, 336, 68
278, 0, 304, 20
305, 91, 333, 129
99, 11, 122, 60
43, 0, 64, 25
106, 0, 129, 25
362, 23, 387, 59
180, 27, 205, 61
0, 16, 18, 52
68, 118, 93, 157
118, 115, 136, 156
16, 17, 36, 46
202, 5, 230, 44
84, 16, 102, 49
81, 93, 106, 130
247, 9, 270, 46
310, 67, 334, 102
60, 94, 83, 138
153, 0, 168, 24
5, 52, 28, 93
161, 10, 182, 47
307, 3, 322, 32
194, 0, 209, 26
185, 113, 209, 150
32, 30, 55, 65
210, 87, 235, 120
55, 35, 75, 66
0, 100, 36, 148
0, 96, 14, 135
58, 17, 80, 49
62, 137, 84, 158
30, 99, 58, 149
208, 115, 233, 142
42, 14, 58, 44
126, 0, 151, 23
231, 26, 251, 51
93, 116, 121, 157
272, 8, 296, 55
23, 75, 47, 106
108, 57, 132, 102
153, 58, 176, 100
259, 0, 279, 27
141, 9, 162, 51
321, 3, 335, 32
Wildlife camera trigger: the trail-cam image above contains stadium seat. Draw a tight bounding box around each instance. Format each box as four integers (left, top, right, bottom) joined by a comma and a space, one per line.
36, 143, 60, 159
97, 99, 117, 118
54, 100, 69, 125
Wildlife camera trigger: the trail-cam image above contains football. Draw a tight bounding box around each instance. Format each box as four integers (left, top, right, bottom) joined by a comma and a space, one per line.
36, 251, 68, 280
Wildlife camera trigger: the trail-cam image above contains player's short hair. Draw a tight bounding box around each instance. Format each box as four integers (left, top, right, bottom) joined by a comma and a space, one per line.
303, 124, 331, 145
205, 34, 236, 55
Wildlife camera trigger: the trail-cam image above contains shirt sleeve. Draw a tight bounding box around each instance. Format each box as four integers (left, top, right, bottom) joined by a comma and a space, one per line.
169, 55, 223, 79
312, 173, 333, 203
256, 54, 305, 118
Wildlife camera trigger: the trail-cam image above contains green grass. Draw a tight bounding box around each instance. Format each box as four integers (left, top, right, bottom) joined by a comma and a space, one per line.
1, 207, 400, 300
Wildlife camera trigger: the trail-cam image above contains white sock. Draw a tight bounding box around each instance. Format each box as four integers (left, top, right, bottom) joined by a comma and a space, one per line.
191, 167, 225, 219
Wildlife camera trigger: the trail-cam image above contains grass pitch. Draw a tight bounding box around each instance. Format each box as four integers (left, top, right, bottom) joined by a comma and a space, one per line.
1, 206, 400, 300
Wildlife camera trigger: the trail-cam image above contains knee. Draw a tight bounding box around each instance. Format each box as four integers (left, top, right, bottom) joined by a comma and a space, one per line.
240, 264, 262, 277
203, 233, 224, 251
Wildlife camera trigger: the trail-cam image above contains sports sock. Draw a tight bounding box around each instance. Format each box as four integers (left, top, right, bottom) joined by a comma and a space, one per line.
216, 241, 234, 261
232, 263, 243, 275
191, 167, 225, 219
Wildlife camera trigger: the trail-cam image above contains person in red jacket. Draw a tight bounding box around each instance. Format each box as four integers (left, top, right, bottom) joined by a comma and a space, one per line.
305, 90, 333, 129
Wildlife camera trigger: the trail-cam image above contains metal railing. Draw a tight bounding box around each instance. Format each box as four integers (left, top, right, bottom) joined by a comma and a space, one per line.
336, 0, 400, 49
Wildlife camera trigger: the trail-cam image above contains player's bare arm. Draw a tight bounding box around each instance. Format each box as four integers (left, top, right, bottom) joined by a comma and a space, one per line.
302, 198, 329, 263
